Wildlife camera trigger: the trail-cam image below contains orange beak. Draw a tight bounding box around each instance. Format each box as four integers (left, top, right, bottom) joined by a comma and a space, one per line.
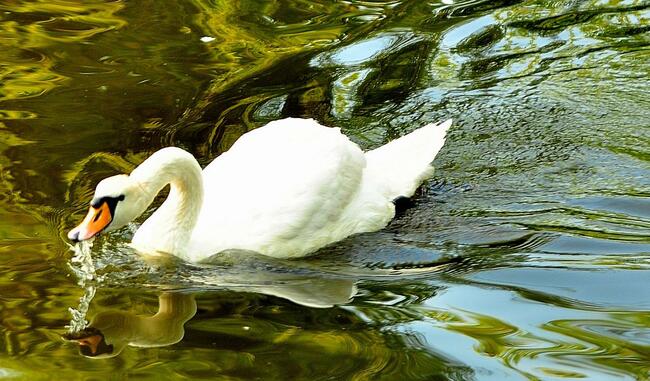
68, 202, 112, 242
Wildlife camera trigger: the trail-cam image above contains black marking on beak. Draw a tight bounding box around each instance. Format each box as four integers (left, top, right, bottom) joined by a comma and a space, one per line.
93, 209, 103, 222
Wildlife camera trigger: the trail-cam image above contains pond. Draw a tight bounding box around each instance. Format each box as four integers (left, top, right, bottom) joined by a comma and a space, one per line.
1, 0, 649, 379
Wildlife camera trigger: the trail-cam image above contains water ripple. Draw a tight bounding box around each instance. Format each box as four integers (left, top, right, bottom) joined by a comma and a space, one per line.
0, 0, 648, 379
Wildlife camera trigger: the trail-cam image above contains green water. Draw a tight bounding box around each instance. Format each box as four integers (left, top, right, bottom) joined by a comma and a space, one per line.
1, 0, 649, 379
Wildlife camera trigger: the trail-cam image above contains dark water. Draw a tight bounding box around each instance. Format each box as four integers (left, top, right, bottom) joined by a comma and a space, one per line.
1, 0, 649, 379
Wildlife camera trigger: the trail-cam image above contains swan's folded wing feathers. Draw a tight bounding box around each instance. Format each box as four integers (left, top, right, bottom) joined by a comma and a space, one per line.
190, 119, 366, 259
364, 119, 452, 200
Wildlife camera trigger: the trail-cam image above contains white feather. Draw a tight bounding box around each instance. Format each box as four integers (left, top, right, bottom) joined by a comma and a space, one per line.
83, 118, 452, 262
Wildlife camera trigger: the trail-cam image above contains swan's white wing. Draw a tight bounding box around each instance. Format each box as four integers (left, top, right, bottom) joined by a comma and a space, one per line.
188, 118, 366, 259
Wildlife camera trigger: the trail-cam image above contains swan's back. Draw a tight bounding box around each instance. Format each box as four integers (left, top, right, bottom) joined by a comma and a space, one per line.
190, 118, 367, 259
188, 118, 451, 260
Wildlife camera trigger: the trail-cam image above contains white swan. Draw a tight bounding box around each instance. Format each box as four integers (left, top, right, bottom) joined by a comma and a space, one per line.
68, 118, 452, 262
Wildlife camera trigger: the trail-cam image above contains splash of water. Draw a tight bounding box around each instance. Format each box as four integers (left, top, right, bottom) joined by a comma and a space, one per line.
66, 239, 98, 333
66, 284, 96, 333
69, 239, 96, 282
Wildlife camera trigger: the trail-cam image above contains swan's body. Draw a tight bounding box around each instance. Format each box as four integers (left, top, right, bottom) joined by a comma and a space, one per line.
69, 118, 452, 262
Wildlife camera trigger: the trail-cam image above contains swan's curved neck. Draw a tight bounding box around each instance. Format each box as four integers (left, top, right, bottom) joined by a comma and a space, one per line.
130, 148, 203, 259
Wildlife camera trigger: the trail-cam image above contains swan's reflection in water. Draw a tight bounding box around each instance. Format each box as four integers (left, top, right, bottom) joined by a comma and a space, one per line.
59, 244, 474, 379
61, 245, 453, 359
64, 292, 197, 358
63, 265, 358, 358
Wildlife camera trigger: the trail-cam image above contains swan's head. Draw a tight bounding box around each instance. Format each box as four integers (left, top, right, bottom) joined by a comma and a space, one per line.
62, 327, 118, 358
68, 174, 150, 242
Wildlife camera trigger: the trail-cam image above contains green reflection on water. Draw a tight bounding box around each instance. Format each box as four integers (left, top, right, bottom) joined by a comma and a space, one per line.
0, 0, 649, 379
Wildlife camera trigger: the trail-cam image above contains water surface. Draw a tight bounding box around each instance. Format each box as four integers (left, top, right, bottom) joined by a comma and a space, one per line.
0, 0, 649, 380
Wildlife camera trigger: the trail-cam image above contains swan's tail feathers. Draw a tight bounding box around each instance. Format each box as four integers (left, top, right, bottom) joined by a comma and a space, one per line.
365, 119, 452, 200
